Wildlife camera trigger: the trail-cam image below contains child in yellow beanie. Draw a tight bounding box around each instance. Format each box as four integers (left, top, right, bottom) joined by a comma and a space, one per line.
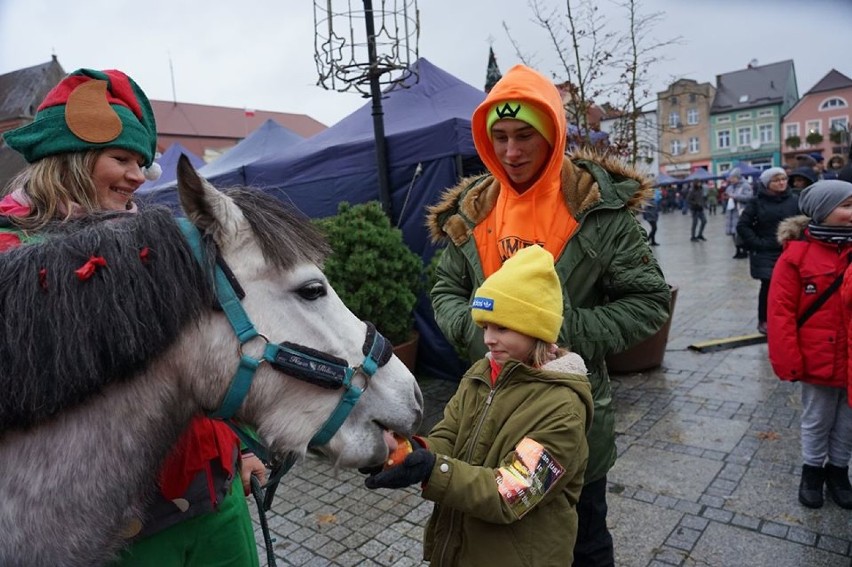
365, 245, 593, 566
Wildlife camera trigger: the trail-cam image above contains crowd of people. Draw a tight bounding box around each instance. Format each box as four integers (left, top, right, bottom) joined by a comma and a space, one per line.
2, 62, 851, 567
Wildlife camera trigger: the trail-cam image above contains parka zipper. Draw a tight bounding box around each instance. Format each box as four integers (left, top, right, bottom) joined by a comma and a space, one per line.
435, 364, 518, 566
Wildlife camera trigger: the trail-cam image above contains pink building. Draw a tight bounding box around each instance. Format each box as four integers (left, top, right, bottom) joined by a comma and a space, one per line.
782, 69, 852, 166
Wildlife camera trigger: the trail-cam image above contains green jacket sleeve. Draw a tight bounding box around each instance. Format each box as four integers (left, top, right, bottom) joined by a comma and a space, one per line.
422, 405, 588, 524
561, 208, 671, 364
430, 243, 482, 359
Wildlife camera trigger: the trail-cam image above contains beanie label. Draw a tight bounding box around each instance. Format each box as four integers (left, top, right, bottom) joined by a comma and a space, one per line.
471, 297, 494, 311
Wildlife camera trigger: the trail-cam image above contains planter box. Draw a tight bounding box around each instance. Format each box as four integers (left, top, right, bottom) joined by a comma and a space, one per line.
605, 285, 678, 374
392, 330, 419, 373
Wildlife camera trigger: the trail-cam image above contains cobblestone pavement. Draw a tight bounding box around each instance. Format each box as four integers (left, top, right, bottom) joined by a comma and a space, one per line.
249, 210, 852, 566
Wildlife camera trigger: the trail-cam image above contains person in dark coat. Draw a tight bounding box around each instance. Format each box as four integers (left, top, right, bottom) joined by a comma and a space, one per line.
737, 167, 800, 334
788, 166, 817, 195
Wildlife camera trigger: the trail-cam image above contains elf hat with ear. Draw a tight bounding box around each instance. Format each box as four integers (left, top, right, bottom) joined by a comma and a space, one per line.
4, 68, 160, 178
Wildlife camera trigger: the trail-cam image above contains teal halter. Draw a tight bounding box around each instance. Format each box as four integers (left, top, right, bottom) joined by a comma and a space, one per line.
176, 218, 391, 450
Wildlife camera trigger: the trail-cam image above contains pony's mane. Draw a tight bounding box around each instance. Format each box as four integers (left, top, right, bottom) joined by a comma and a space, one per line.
222, 188, 330, 269
0, 208, 214, 430
0, 188, 330, 431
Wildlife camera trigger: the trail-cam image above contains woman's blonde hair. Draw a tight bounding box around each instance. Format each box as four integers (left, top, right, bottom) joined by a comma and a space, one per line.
3, 150, 102, 230
529, 340, 568, 368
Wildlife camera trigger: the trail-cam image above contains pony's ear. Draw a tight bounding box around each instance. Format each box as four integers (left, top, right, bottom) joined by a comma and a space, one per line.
176, 154, 245, 242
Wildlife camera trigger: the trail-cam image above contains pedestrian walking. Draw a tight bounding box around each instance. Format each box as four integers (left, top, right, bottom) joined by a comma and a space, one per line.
687, 182, 707, 241
724, 168, 754, 258
768, 179, 852, 509
643, 188, 661, 246
706, 183, 719, 215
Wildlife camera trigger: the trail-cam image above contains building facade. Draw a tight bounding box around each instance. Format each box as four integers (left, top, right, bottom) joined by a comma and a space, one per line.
709, 60, 798, 175
781, 69, 852, 166
657, 79, 716, 179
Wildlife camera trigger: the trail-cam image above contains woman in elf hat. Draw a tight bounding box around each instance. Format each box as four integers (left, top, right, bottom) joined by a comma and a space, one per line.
364, 245, 594, 566
1, 68, 264, 566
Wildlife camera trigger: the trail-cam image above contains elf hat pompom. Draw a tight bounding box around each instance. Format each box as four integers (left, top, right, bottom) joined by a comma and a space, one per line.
3, 68, 158, 167
470, 245, 563, 343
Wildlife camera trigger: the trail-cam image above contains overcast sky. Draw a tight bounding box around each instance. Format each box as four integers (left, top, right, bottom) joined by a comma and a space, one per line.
1, 0, 850, 128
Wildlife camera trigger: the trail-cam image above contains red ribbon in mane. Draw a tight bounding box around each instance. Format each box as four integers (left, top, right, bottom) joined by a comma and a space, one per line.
75, 255, 107, 281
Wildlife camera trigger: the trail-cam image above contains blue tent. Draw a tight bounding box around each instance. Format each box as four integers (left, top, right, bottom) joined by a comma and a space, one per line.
730, 161, 761, 177
684, 167, 713, 181
654, 173, 678, 186
137, 143, 204, 193
197, 119, 304, 186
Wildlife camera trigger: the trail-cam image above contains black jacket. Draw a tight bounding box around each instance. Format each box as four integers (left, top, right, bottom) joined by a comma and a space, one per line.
736, 188, 800, 280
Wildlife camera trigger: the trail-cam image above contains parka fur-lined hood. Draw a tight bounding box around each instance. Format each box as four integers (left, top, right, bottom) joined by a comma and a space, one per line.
426, 148, 652, 246
776, 214, 810, 246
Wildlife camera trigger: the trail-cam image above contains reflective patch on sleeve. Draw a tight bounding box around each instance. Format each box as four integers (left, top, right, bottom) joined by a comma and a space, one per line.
494, 437, 565, 519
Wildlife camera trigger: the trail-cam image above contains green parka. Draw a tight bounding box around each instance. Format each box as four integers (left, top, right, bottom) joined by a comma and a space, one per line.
426, 150, 671, 483
421, 353, 593, 566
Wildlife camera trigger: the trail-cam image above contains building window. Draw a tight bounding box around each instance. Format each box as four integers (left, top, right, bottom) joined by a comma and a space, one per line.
688, 137, 700, 153
686, 108, 699, 125
819, 97, 848, 110
670, 96, 678, 105
688, 93, 697, 103
670, 139, 682, 155
752, 158, 772, 170
737, 112, 751, 120
830, 117, 849, 132
669, 112, 680, 127
758, 124, 773, 143
738, 127, 752, 146
785, 123, 799, 138
718, 130, 731, 149
806, 120, 821, 134
718, 163, 732, 175
717, 116, 731, 124
757, 109, 773, 118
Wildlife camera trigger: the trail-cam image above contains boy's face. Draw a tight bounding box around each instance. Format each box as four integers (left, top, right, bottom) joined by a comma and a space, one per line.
490, 119, 551, 192
823, 196, 852, 226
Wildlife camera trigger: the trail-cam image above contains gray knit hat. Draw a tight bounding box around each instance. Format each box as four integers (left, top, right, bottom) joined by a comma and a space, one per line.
798, 180, 852, 223
727, 167, 741, 179
759, 167, 786, 186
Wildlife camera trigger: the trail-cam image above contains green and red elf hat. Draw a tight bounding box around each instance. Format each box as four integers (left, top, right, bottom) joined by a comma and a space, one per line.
4, 69, 159, 175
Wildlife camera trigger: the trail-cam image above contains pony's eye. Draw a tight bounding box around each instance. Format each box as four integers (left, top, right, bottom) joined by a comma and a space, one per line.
297, 281, 327, 300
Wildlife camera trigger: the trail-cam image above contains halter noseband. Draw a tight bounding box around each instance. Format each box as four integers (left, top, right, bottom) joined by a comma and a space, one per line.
177, 219, 391, 449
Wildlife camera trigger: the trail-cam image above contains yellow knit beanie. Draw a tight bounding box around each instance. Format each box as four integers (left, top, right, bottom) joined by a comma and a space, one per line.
470, 245, 563, 343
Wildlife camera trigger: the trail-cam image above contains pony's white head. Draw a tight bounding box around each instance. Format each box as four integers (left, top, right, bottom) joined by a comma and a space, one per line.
175, 157, 423, 469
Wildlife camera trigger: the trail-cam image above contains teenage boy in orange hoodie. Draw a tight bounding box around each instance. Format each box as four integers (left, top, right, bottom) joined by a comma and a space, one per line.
427, 64, 671, 566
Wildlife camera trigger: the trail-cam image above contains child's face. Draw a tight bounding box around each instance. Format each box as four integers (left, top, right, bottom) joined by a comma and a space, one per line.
823, 196, 852, 226
482, 323, 536, 366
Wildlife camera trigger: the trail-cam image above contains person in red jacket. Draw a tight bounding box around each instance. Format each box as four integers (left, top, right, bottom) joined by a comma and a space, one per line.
768, 179, 852, 510
1, 68, 265, 566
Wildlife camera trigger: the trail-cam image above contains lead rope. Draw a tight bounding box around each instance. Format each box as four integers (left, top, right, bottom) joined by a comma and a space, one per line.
250, 475, 277, 567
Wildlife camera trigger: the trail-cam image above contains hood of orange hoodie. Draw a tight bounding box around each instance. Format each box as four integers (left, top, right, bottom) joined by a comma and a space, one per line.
472, 65, 567, 195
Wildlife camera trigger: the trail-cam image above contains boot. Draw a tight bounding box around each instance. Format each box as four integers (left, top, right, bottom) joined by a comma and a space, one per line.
825, 464, 852, 509
799, 464, 825, 508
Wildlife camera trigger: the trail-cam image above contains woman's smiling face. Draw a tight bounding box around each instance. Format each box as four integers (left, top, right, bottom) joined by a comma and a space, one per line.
92, 149, 146, 211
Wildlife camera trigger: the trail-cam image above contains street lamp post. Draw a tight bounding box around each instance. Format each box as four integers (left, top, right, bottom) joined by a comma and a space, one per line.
313, 0, 419, 218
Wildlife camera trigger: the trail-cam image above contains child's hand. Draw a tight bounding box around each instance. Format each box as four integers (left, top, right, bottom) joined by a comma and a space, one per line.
364, 447, 436, 489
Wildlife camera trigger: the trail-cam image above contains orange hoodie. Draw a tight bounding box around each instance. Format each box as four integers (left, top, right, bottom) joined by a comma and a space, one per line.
471, 65, 577, 276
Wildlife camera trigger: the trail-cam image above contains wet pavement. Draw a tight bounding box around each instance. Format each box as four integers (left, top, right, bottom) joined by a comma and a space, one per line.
250, 209, 852, 566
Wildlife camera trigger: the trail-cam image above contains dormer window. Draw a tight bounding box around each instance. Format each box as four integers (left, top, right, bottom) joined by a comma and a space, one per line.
738, 95, 749, 103
819, 97, 848, 110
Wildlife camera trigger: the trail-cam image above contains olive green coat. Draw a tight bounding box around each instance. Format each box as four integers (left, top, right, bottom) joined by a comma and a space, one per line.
421, 354, 593, 566
425, 150, 671, 484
